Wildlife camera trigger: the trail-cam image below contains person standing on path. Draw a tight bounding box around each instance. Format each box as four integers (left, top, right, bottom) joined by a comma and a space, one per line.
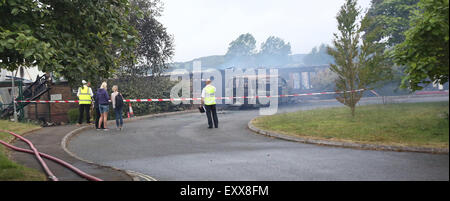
77, 80, 93, 125
201, 79, 219, 129
93, 92, 104, 130
96, 82, 110, 131
111, 85, 124, 131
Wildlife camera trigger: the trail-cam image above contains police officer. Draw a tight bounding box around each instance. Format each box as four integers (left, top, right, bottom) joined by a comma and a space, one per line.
201, 79, 219, 129
77, 80, 93, 125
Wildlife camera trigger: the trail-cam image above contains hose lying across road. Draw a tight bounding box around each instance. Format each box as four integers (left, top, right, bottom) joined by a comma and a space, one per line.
0, 129, 102, 181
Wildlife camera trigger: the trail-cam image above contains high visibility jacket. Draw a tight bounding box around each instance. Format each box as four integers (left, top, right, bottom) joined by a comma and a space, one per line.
203, 85, 216, 105
78, 86, 92, 104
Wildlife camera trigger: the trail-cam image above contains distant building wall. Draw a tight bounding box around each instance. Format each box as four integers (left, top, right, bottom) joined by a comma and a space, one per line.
0, 67, 44, 82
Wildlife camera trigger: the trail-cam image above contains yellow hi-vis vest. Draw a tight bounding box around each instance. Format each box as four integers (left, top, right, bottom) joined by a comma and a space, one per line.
78, 86, 92, 105
204, 85, 216, 105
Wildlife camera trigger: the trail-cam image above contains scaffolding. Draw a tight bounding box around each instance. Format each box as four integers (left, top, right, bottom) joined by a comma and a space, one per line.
1, 75, 51, 122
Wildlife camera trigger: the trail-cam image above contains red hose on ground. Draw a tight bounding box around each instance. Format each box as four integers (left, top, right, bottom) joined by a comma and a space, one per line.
0, 129, 58, 181
0, 138, 103, 181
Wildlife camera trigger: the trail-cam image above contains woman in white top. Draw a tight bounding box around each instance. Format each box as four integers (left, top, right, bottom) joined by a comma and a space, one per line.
111, 85, 124, 130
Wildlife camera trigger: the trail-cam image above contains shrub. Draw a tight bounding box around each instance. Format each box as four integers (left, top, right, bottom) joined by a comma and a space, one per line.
67, 108, 79, 124
107, 76, 191, 116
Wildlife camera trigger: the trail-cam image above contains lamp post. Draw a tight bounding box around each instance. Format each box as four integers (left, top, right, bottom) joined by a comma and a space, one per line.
11, 71, 18, 122
7, 57, 18, 122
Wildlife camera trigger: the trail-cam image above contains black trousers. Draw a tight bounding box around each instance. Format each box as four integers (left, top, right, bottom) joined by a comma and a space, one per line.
78, 104, 91, 124
205, 105, 218, 128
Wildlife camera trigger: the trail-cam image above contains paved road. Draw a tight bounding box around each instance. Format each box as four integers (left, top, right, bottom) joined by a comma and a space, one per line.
68, 96, 449, 181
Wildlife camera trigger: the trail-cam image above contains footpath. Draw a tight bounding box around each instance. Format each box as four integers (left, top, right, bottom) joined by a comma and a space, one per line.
10, 125, 132, 181
9, 109, 196, 181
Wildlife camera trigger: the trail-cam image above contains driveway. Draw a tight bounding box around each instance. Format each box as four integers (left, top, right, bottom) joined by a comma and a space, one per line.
67, 96, 449, 180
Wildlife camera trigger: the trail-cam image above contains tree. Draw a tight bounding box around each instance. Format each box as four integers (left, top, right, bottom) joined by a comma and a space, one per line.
118, 0, 174, 77
0, 0, 55, 72
328, 0, 392, 117
362, 0, 421, 93
303, 44, 335, 66
257, 36, 291, 66
226, 33, 256, 58
108, 76, 186, 116
392, 0, 449, 91
0, 0, 138, 87
224, 33, 257, 67
364, 0, 419, 47
108, 0, 177, 115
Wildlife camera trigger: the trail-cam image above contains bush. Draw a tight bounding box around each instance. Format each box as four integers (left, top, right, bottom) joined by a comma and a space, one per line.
67, 108, 79, 124
107, 76, 191, 116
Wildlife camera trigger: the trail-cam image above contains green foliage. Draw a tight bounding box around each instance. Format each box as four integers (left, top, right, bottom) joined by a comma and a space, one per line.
224, 33, 257, 67
225, 33, 257, 58
0, 120, 45, 181
105, 0, 177, 116
254, 102, 449, 148
67, 108, 79, 123
257, 36, 292, 66
392, 0, 449, 91
0, 0, 54, 71
0, 0, 138, 87
0, 147, 46, 181
364, 0, 420, 47
328, 0, 392, 116
303, 44, 335, 66
107, 76, 189, 116
119, 0, 174, 77
224, 33, 295, 68
362, 0, 420, 92
172, 34, 295, 69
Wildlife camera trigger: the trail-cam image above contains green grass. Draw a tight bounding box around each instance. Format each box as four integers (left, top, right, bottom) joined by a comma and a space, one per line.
0, 120, 46, 181
253, 102, 449, 148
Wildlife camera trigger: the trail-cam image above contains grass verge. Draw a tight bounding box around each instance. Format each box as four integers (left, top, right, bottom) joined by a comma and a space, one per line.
253, 102, 449, 148
0, 120, 46, 181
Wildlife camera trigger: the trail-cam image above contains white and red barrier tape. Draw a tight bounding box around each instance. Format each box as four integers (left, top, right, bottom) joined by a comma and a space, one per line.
14, 89, 366, 103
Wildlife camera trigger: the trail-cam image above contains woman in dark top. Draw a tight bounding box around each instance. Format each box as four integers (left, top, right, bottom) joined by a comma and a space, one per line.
96, 82, 110, 131
93, 93, 104, 130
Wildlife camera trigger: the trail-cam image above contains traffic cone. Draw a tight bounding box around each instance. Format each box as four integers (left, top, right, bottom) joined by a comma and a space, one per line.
128, 103, 134, 118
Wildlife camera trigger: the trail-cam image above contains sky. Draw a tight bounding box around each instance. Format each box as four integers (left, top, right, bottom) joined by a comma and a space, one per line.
158, 0, 373, 62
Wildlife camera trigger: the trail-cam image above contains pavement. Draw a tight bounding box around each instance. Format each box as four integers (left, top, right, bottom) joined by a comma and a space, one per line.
66, 95, 449, 181
10, 125, 132, 181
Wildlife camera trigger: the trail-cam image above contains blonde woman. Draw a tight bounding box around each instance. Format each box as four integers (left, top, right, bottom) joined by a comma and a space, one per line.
111, 85, 124, 130
96, 82, 110, 131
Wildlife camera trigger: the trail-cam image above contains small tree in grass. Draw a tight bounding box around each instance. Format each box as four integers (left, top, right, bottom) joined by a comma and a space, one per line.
328, 0, 392, 117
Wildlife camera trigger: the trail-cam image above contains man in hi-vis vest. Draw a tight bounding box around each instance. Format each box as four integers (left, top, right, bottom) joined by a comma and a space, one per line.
201, 79, 219, 128
77, 80, 93, 125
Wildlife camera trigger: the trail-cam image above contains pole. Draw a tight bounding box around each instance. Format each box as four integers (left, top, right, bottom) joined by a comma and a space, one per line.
46, 73, 51, 123
11, 70, 18, 122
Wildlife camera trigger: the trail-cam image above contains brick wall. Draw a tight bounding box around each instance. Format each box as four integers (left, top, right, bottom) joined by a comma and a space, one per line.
27, 82, 78, 123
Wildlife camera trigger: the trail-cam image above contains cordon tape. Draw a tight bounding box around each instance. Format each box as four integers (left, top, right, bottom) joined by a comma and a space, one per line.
14, 89, 367, 103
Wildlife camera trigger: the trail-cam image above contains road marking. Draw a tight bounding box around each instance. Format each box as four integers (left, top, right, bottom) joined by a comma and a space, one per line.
126, 170, 158, 181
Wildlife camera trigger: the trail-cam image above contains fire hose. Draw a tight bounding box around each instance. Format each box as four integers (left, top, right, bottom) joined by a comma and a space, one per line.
0, 129, 58, 181
0, 129, 102, 181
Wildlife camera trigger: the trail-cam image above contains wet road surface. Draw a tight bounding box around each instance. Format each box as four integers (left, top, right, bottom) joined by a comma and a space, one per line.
68, 96, 449, 180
